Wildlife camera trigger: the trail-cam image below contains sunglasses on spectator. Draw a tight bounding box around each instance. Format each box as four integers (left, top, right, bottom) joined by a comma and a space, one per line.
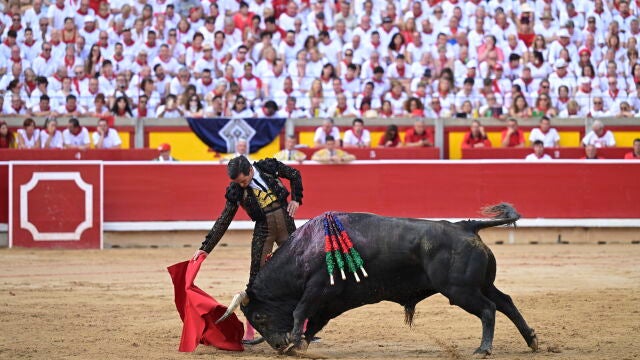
594, 101, 603, 105
541, 85, 549, 89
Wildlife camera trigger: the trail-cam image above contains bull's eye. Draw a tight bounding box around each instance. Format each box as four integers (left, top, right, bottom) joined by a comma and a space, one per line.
254, 313, 268, 323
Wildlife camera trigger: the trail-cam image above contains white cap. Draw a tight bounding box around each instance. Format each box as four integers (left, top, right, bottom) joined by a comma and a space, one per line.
558, 28, 570, 38
466, 60, 477, 68
84, 15, 95, 23
579, 76, 591, 84
554, 58, 567, 69
520, 3, 533, 12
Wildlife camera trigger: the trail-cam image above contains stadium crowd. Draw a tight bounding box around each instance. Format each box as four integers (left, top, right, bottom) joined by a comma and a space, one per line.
0, 0, 639, 151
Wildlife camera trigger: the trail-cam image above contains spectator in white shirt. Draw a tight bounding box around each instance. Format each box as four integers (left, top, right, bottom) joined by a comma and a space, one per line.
528, 116, 560, 148
62, 118, 90, 149
582, 120, 616, 148
313, 118, 341, 147
343, 118, 371, 148
92, 118, 122, 149
525, 140, 552, 161
40, 117, 63, 149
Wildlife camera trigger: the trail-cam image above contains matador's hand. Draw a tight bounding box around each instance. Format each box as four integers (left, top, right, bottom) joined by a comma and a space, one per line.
287, 201, 300, 217
193, 250, 208, 261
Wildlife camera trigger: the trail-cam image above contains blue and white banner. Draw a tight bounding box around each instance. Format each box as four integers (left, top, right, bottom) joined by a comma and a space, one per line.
187, 118, 287, 154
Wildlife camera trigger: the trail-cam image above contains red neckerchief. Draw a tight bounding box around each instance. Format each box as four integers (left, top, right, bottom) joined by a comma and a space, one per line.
10, 24, 22, 31
214, 42, 224, 50
558, 97, 569, 104
192, 44, 202, 51
135, 58, 147, 66
224, 75, 234, 83
56, 3, 64, 10
414, 89, 425, 97
123, 38, 135, 46
4, 39, 13, 47
77, 8, 87, 15
64, 56, 75, 68
116, 108, 127, 116
438, 90, 448, 97
351, 128, 363, 142
69, 126, 81, 135
66, 104, 77, 112
53, 74, 63, 82
594, 8, 603, 14
12, 105, 22, 112
145, 41, 156, 47
113, 54, 124, 62
371, 40, 380, 48
492, 79, 501, 93
610, 89, 619, 98
450, 27, 457, 35
138, 106, 147, 117
51, 39, 61, 46
202, 78, 212, 86
26, 80, 36, 93
391, 92, 402, 100
23, 39, 35, 47
397, 65, 405, 77
88, 87, 98, 95
72, 78, 81, 93
284, 88, 293, 94
10, 55, 21, 63
97, 12, 109, 20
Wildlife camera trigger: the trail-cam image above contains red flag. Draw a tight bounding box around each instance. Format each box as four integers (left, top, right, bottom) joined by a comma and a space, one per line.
167, 257, 244, 352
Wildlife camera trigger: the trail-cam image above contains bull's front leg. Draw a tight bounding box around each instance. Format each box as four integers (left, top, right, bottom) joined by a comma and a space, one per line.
285, 280, 328, 354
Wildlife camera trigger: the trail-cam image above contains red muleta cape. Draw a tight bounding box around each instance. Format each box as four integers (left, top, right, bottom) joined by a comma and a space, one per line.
167, 257, 244, 352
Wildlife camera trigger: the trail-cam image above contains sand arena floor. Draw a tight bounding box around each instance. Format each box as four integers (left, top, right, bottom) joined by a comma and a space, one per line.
0, 232, 639, 360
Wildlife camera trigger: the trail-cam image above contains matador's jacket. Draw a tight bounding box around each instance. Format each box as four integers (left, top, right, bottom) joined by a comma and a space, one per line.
200, 158, 303, 286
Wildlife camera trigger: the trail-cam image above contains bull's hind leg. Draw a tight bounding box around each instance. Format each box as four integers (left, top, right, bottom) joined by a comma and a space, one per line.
447, 286, 496, 355
485, 285, 538, 351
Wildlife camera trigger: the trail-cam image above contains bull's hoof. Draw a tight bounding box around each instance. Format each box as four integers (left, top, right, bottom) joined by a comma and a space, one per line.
528, 329, 539, 352
473, 347, 492, 357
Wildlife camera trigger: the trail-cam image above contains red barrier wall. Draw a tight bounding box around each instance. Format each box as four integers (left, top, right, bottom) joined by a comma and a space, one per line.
100, 162, 640, 221
462, 147, 633, 159
2, 162, 639, 228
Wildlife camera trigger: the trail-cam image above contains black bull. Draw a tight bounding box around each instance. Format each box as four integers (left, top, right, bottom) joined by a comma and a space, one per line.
220, 203, 538, 356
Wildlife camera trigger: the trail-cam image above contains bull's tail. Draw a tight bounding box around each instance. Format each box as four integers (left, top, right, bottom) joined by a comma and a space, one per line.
459, 203, 521, 234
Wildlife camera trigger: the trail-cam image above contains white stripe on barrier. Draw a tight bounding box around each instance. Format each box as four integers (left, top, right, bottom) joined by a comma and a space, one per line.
98, 218, 640, 231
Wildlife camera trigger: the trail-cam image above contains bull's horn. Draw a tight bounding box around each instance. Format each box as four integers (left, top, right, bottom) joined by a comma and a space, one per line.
216, 291, 248, 324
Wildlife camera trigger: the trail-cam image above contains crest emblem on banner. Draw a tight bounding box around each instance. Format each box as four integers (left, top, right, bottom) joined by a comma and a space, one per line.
218, 119, 256, 153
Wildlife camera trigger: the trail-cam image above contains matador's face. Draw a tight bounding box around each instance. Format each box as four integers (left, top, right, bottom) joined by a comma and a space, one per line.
232, 167, 254, 188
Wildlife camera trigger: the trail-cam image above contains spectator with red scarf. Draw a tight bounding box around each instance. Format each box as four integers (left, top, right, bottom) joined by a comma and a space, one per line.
461, 120, 492, 149
500, 118, 525, 148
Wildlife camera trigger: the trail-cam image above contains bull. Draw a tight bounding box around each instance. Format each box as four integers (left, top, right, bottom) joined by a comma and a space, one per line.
218, 203, 538, 356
